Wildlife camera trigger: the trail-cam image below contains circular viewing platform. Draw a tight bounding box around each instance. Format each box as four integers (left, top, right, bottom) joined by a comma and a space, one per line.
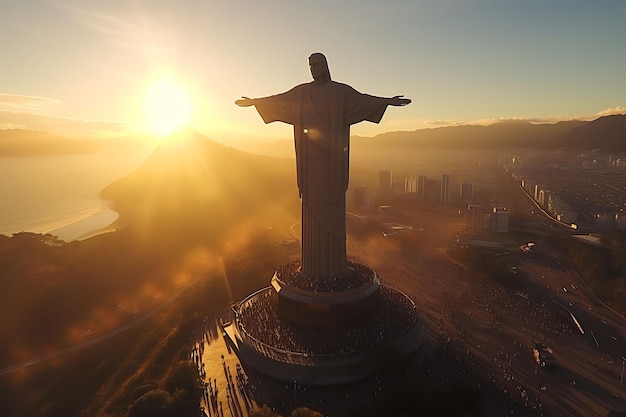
232, 278, 423, 385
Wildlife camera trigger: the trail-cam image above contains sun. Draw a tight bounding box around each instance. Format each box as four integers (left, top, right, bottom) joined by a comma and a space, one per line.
143, 79, 193, 136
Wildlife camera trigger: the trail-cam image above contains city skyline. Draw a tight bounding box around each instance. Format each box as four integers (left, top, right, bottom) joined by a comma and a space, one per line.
1, 0, 625, 145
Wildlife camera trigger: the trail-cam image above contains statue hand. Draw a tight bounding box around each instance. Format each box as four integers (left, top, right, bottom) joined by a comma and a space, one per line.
389, 95, 411, 106
235, 96, 255, 107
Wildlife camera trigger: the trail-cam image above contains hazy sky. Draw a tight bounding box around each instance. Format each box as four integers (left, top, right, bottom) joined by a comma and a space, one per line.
2, 0, 625, 145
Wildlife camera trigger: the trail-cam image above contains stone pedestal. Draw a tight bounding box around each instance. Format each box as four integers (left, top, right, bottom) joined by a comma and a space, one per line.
271, 261, 381, 329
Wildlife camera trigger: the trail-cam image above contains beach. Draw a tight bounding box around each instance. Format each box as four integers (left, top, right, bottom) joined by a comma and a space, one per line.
0, 201, 120, 242
0, 151, 149, 242
47, 208, 120, 241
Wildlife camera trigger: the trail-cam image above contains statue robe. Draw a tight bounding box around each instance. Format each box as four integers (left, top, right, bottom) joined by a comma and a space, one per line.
253, 81, 390, 279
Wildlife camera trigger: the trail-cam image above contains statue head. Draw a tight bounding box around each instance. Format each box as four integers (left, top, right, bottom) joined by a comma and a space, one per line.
309, 53, 331, 83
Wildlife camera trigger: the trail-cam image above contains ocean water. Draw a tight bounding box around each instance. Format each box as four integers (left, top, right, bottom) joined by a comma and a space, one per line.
0, 150, 150, 241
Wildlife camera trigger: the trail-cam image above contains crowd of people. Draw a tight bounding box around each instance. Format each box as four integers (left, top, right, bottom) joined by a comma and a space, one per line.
190, 319, 257, 417
422, 338, 548, 417
381, 250, 576, 416
235, 285, 418, 357
275, 260, 374, 293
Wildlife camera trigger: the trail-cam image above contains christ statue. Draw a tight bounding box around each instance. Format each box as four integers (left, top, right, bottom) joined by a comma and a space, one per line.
236, 52, 411, 280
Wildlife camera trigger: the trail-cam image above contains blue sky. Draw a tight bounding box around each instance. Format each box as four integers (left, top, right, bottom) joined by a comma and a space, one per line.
1, 0, 625, 145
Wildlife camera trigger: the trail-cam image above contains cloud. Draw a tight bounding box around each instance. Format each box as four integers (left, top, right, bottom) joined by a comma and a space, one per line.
59, 2, 178, 67
467, 117, 554, 126
60, 2, 165, 55
0, 93, 131, 138
593, 106, 626, 118
0, 93, 61, 111
62, 2, 142, 45
420, 119, 467, 127
426, 107, 626, 129
0, 111, 129, 139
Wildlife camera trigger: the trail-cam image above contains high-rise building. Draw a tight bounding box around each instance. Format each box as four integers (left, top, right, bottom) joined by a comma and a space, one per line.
379, 170, 392, 195
417, 175, 427, 199
539, 189, 552, 210
425, 178, 441, 202
533, 184, 543, 201
404, 176, 417, 193
441, 174, 450, 204
521, 179, 534, 195
460, 182, 473, 202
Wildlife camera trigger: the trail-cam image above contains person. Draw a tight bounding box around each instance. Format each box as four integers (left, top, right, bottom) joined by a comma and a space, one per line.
236, 52, 410, 280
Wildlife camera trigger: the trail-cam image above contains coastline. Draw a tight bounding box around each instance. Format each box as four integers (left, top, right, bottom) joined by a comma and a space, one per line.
74, 223, 120, 241
48, 209, 120, 242
0, 151, 151, 243
1, 209, 120, 242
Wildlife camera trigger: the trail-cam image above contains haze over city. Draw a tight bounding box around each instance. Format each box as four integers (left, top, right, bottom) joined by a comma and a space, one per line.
2, 0, 625, 145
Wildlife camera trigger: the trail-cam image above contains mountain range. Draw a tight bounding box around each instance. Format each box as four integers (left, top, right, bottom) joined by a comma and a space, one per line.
360, 113, 625, 151
549, 114, 626, 151
1, 114, 624, 157
244, 114, 626, 157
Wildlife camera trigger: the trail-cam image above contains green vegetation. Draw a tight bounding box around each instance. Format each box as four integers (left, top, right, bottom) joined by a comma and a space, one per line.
0, 228, 288, 417
0, 230, 194, 363
81, 313, 212, 417
251, 405, 326, 417
125, 361, 203, 417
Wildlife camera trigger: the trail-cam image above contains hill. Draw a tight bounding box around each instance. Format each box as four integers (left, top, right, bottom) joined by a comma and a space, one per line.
353, 120, 586, 151
553, 113, 626, 151
6, 114, 625, 158
100, 130, 300, 245
356, 114, 626, 152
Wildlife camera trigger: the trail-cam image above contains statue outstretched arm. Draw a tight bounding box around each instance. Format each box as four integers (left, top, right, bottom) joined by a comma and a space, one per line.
235, 96, 255, 107
235, 90, 298, 125
387, 95, 411, 106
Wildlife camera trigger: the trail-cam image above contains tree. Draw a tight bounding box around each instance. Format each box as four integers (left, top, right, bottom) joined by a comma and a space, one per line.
290, 407, 326, 417
127, 389, 173, 417
250, 404, 282, 417
163, 361, 202, 395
